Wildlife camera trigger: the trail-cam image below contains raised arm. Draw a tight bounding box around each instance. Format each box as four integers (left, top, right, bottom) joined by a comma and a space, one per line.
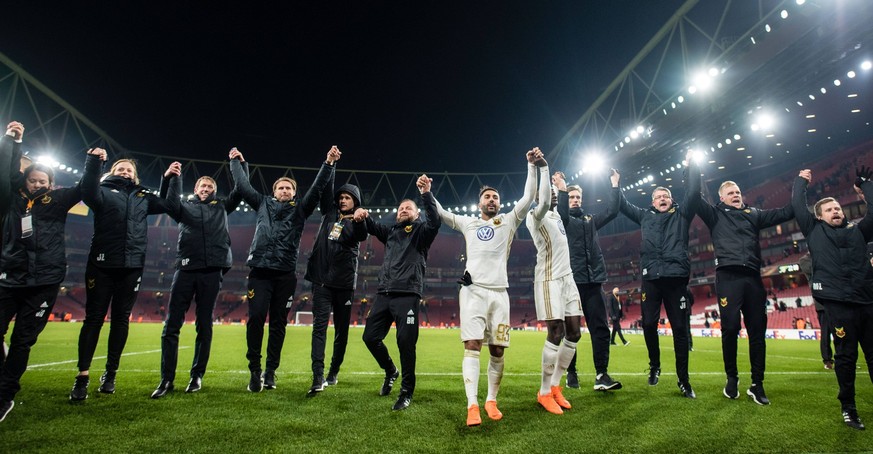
530, 158, 552, 221
791, 170, 816, 237
855, 167, 873, 241
510, 147, 544, 222
618, 189, 645, 226
757, 183, 796, 229
228, 148, 262, 209
553, 171, 571, 228
418, 174, 441, 246
163, 162, 183, 220
0, 122, 24, 215
299, 146, 340, 218
685, 154, 716, 227
81, 148, 108, 209
594, 169, 620, 229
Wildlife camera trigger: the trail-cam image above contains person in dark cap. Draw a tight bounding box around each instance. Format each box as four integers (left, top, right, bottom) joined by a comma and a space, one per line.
305, 178, 368, 396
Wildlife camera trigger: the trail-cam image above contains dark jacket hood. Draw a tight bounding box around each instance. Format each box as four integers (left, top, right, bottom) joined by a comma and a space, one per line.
335, 183, 362, 208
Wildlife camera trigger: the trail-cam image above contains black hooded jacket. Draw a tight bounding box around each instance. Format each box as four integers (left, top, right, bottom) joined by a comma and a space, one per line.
0, 173, 82, 287
364, 191, 441, 296
159, 170, 243, 271
619, 188, 694, 280
0, 134, 22, 222
687, 159, 794, 272
305, 183, 368, 290
792, 177, 873, 304
557, 187, 619, 284
82, 154, 175, 269
231, 157, 334, 272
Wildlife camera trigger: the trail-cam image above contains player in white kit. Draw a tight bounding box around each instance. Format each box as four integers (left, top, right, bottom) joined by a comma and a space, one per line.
435, 148, 546, 427
526, 172, 582, 415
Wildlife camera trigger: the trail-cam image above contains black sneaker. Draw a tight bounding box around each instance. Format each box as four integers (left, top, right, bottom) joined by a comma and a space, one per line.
380, 369, 400, 396
647, 367, 660, 386
307, 376, 326, 397
263, 370, 276, 390
326, 373, 338, 386
248, 370, 263, 393
0, 400, 12, 422
594, 373, 623, 391
70, 375, 89, 401
723, 376, 739, 399
393, 390, 412, 411
678, 381, 696, 399
746, 383, 770, 405
185, 376, 202, 393
843, 407, 866, 430
98, 370, 116, 394
566, 371, 580, 389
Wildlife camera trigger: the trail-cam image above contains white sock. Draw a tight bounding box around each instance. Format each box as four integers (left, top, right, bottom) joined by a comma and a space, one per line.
486, 354, 505, 402
462, 350, 480, 408
541, 341, 559, 395
552, 339, 577, 387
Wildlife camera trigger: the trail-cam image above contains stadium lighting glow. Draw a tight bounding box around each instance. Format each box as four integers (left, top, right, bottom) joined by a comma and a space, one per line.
624, 136, 631, 143
677, 96, 685, 103
725, 139, 732, 145
848, 71, 856, 78
688, 86, 698, 95
765, 24, 771, 33
691, 72, 714, 92
635, 125, 644, 134
781, 10, 788, 19
757, 113, 775, 130
751, 37, 756, 45
809, 94, 816, 100
691, 150, 706, 164
708, 67, 719, 77
630, 130, 639, 139
581, 154, 605, 174
796, 0, 805, 5
820, 87, 827, 94
671, 102, 676, 109
833, 79, 841, 86
462, 206, 467, 212
392, 208, 398, 213
861, 61, 872, 71
734, 134, 741, 140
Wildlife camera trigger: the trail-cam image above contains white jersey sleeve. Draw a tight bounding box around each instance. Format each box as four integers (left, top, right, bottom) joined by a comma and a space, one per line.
528, 209, 573, 282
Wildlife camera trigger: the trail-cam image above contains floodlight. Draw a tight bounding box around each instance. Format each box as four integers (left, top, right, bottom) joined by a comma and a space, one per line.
848, 71, 856, 78
833, 79, 841, 86
862, 61, 873, 71
781, 10, 788, 19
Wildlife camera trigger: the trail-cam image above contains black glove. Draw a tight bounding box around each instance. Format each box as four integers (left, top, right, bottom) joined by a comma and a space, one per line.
457, 271, 473, 286
855, 165, 873, 187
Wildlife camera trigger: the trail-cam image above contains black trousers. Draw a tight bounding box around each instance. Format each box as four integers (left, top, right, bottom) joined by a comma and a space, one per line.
77, 264, 143, 372
362, 292, 419, 394
245, 268, 296, 372
310, 285, 353, 378
610, 318, 627, 344
816, 307, 833, 363
641, 277, 690, 382
715, 268, 768, 384
160, 268, 222, 382
0, 284, 58, 401
822, 301, 873, 409
568, 283, 611, 375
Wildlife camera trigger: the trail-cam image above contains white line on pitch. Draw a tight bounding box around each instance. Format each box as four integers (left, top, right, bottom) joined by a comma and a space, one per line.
28, 347, 188, 369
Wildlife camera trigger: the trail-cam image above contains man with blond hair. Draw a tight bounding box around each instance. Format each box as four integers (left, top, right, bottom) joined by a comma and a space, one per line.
688, 159, 794, 405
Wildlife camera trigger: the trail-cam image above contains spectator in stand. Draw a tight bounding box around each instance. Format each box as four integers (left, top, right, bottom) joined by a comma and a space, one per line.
70, 151, 177, 401
796, 297, 803, 308
0, 125, 83, 422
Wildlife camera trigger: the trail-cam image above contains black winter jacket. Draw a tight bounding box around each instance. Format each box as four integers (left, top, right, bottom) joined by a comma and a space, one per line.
0, 183, 82, 287
305, 183, 368, 290
364, 191, 440, 296
792, 177, 873, 304
231, 158, 334, 272
619, 189, 694, 279
0, 134, 22, 221
687, 159, 794, 271
82, 154, 175, 269
160, 172, 242, 271
557, 187, 619, 284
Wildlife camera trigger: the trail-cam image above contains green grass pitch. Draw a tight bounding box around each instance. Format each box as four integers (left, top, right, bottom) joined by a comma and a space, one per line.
2, 323, 871, 453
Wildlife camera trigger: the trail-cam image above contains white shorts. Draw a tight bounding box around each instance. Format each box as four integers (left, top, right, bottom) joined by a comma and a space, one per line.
459, 284, 510, 347
534, 274, 583, 321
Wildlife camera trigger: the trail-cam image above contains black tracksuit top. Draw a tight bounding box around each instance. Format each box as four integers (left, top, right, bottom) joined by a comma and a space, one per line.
557, 187, 619, 284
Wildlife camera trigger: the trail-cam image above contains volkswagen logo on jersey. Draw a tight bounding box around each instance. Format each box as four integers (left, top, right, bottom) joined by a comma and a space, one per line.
556, 219, 566, 235
476, 226, 495, 241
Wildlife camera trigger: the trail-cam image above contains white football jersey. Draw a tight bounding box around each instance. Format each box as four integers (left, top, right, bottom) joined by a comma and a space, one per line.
527, 208, 572, 282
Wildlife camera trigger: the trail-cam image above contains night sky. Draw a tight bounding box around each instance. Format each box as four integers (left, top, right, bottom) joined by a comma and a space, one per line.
1, 1, 688, 174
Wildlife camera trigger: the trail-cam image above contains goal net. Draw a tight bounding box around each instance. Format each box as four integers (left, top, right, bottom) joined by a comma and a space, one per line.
294, 311, 314, 326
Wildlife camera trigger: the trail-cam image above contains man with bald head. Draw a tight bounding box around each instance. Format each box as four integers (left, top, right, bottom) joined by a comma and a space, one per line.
688, 157, 794, 405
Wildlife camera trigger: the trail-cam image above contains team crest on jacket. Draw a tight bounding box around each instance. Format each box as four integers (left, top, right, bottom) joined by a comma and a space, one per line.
288, 200, 296, 206
493, 218, 502, 226
210, 200, 218, 205
247, 289, 255, 299
476, 226, 495, 241
584, 215, 592, 222
743, 209, 751, 214
136, 191, 145, 197
668, 207, 675, 213
720, 297, 728, 307
41, 195, 52, 204
404, 225, 413, 233
87, 278, 96, 289
641, 293, 646, 302
835, 326, 846, 338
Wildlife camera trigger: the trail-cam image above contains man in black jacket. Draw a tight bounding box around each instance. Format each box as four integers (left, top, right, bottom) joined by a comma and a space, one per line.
553, 170, 622, 392
687, 157, 794, 405
607, 287, 629, 347
231, 147, 339, 393
357, 174, 440, 410
149, 154, 244, 398
0, 147, 82, 422
618, 181, 695, 397
305, 180, 368, 396
793, 167, 873, 430
0, 122, 24, 222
